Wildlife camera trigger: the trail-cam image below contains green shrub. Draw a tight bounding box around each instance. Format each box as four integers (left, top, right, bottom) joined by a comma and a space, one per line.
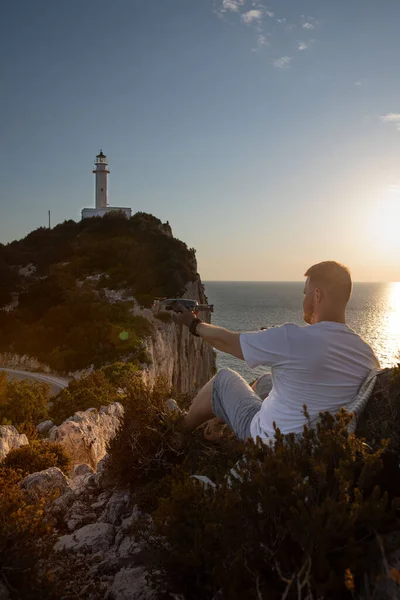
132, 410, 400, 600
100, 361, 140, 386
2, 440, 71, 476
0, 374, 50, 426
50, 370, 121, 425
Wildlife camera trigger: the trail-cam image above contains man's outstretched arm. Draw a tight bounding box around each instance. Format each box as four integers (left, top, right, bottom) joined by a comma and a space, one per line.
196, 322, 244, 359
175, 305, 244, 359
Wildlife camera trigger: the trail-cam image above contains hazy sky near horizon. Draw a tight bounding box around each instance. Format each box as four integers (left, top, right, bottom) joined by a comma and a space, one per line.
1, 0, 400, 281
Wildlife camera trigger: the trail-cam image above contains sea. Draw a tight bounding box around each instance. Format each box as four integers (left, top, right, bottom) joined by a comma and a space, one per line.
204, 282, 400, 383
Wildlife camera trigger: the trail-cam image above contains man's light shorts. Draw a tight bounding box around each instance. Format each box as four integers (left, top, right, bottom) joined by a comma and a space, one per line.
211, 368, 272, 441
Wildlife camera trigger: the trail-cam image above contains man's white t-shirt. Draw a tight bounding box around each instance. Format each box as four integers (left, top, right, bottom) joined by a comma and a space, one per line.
239, 322, 380, 441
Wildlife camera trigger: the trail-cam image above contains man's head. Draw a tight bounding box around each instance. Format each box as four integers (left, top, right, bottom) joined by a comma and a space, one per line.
303, 261, 352, 324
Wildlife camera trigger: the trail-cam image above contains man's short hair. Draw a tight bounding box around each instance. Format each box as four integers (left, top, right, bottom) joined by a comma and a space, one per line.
304, 261, 352, 303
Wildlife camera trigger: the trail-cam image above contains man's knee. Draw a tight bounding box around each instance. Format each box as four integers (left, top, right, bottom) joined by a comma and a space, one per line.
215, 368, 243, 386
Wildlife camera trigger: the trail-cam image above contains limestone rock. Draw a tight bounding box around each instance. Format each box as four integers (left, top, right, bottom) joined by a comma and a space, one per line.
20, 467, 70, 501
98, 489, 133, 526
117, 534, 141, 560
73, 463, 95, 478
91, 490, 112, 510
106, 567, 154, 600
0, 425, 29, 460
49, 402, 124, 470
36, 419, 54, 435
94, 454, 119, 488
55, 522, 115, 553
142, 278, 215, 394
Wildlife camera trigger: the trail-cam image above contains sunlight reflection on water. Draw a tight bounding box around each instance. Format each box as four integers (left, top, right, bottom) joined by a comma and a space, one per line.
351, 282, 400, 368
205, 282, 400, 382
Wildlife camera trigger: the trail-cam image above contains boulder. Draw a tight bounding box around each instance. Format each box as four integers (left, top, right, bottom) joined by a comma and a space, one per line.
98, 489, 133, 526
54, 522, 115, 553
20, 467, 70, 501
107, 567, 154, 600
49, 402, 124, 470
36, 419, 54, 435
0, 425, 29, 460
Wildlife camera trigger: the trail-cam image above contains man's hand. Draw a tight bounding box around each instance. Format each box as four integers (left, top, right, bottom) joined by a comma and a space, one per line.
171, 302, 196, 327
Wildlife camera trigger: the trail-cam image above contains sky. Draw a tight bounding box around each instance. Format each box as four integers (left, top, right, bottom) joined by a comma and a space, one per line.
1, 0, 400, 281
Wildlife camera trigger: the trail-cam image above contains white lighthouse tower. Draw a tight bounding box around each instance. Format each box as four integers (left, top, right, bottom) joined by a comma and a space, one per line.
81, 150, 132, 220
93, 150, 109, 208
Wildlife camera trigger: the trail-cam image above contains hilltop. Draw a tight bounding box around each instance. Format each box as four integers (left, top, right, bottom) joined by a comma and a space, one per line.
0, 213, 199, 372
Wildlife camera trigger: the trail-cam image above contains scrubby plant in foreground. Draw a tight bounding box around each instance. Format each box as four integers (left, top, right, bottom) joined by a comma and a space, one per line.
136, 410, 400, 599
0, 466, 55, 598
104, 374, 177, 487
357, 366, 400, 454
105, 374, 243, 496
2, 440, 71, 476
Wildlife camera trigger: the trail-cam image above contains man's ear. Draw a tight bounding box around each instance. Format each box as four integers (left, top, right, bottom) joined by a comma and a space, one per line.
314, 287, 322, 303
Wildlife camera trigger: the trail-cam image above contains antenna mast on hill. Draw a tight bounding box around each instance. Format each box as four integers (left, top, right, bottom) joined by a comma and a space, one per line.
48, 210, 51, 229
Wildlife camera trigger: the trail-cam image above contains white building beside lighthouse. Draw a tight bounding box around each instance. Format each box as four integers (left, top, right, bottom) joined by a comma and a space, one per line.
81, 151, 132, 219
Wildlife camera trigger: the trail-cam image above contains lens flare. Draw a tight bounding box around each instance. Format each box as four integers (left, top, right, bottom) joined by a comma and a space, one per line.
119, 331, 129, 341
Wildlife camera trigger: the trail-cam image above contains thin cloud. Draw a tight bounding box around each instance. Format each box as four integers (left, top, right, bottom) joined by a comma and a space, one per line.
241, 9, 262, 24
221, 0, 244, 12
297, 41, 309, 50
273, 56, 292, 69
301, 15, 319, 30
380, 113, 400, 131
252, 33, 270, 51
354, 80, 363, 86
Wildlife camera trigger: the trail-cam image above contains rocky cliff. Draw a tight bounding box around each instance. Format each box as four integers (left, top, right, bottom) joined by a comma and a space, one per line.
141, 279, 215, 393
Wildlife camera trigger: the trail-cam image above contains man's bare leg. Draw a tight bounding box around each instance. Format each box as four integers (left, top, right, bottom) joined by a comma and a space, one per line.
183, 376, 218, 432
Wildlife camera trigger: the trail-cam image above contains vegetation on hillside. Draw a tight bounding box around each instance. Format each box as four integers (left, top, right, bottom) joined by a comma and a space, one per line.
0, 212, 198, 372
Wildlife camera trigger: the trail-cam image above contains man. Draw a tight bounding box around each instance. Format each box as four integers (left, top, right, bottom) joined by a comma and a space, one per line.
176, 261, 380, 443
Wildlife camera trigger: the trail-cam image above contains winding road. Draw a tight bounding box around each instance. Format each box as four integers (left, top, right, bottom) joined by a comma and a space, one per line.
0, 367, 70, 396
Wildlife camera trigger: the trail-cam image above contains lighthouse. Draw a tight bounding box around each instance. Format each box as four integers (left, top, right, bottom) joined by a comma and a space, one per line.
81, 151, 132, 220
93, 150, 109, 208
